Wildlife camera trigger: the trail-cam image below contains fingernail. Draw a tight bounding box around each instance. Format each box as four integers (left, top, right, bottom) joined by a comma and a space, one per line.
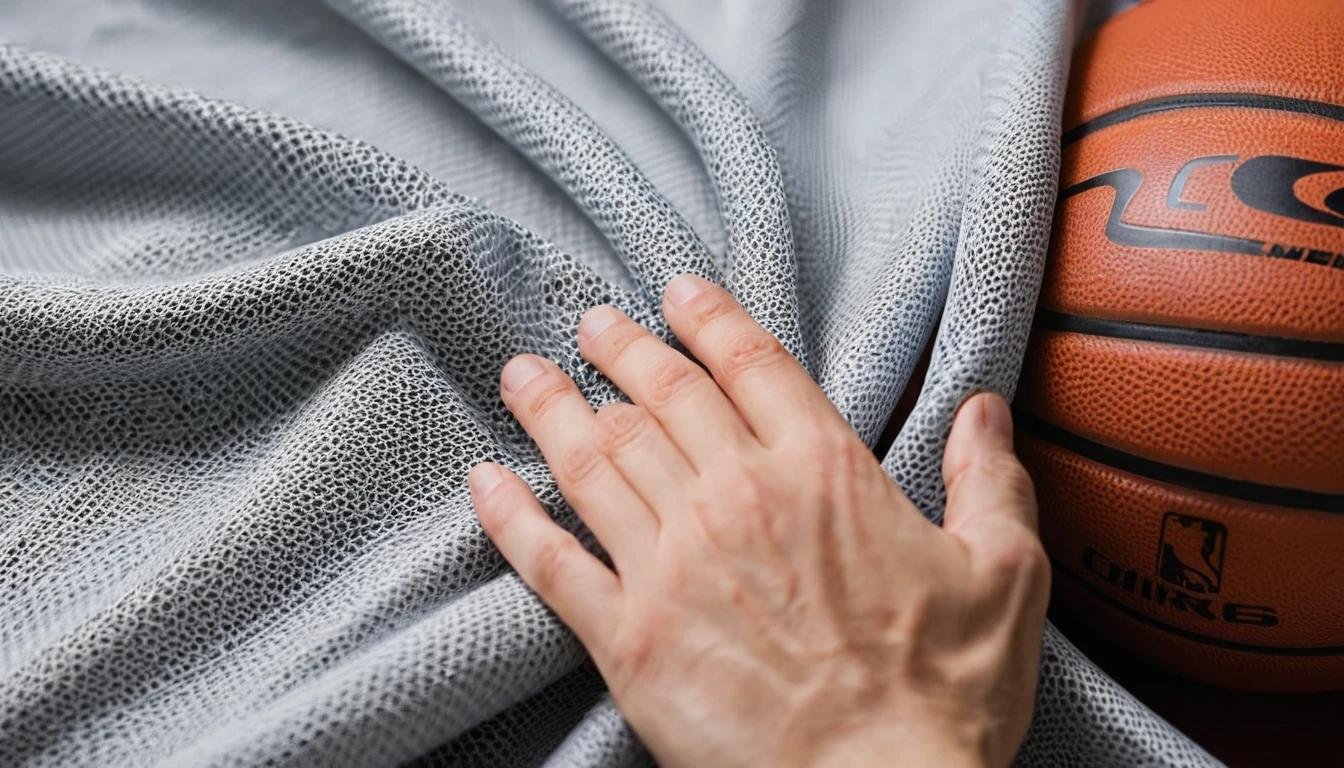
579, 305, 622, 342
468, 463, 506, 497
500, 356, 547, 393
977, 392, 1014, 440
665, 274, 708, 307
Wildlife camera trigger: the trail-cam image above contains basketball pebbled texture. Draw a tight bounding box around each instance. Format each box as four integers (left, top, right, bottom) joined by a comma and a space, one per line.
1019, 0, 1344, 691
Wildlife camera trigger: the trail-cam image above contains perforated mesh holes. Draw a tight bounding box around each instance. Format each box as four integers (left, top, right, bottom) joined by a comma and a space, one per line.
0, 1, 1214, 765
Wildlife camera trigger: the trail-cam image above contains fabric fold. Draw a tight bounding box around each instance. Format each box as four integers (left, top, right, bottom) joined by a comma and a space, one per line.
0, 1, 1219, 765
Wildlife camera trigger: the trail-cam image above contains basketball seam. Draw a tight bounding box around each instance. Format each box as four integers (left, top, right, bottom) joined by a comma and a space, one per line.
1033, 310, 1344, 362
1063, 92, 1344, 147
1014, 408, 1344, 513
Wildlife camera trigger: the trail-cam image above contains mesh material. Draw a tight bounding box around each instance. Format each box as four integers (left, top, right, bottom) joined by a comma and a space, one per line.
0, 0, 1218, 765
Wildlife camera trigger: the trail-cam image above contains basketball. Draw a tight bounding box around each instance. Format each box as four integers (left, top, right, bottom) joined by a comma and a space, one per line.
1017, 0, 1344, 692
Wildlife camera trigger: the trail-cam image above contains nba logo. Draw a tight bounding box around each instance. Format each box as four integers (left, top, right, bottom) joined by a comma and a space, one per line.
1156, 513, 1228, 595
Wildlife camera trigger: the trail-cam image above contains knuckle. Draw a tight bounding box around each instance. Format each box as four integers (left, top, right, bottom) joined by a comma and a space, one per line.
990, 529, 1050, 583
607, 622, 660, 687
729, 472, 771, 513
555, 443, 606, 486
720, 330, 787, 383
1020, 538, 1052, 586
686, 493, 717, 528
524, 377, 572, 422
646, 357, 700, 407
599, 324, 645, 368
685, 295, 736, 336
530, 535, 580, 593
659, 555, 691, 599
709, 469, 781, 540
595, 403, 648, 454
812, 436, 870, 511
814, 431, 863, 476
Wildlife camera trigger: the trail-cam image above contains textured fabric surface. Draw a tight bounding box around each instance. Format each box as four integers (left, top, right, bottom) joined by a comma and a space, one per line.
0, 1, 1217, 765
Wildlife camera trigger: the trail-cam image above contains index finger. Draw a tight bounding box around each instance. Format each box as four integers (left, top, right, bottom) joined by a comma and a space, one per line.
660, 274, 847, 445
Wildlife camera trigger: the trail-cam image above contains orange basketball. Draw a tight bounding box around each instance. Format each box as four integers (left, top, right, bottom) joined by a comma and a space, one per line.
1017, 0, 1344, 692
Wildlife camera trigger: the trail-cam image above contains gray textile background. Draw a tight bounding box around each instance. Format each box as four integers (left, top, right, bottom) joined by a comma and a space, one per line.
0, 0, 1218, 765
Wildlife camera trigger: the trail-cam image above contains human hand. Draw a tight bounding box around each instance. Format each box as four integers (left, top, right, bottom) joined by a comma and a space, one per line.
468, 274, 1049, 768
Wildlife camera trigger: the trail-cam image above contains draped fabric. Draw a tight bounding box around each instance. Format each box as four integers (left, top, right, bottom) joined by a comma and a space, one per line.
0, 1, 1218, 765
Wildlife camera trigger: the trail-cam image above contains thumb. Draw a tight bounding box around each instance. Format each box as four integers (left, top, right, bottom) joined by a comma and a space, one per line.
941, 392, 1039, 550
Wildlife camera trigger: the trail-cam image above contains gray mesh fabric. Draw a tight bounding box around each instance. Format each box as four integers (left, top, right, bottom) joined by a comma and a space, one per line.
0, 1, 1218, 765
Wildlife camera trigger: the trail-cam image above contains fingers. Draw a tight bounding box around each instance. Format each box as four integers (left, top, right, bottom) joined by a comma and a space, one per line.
469, 462, 620, 655
941, 392, 1043, 569
578, 306, 755, 469
660, 274, 846, 445
499, 355, 658, 568
593, 402, 696, 513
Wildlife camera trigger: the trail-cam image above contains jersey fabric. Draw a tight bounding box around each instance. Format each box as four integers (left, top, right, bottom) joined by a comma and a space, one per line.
0, 0, 1215, 765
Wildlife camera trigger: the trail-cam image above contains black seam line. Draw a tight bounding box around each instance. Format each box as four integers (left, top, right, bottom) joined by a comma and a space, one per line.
1014, 408, 1344, 514
1051, 561, 1344, 656
1036, 310, 1344, 363
1063, 93, 1344, 147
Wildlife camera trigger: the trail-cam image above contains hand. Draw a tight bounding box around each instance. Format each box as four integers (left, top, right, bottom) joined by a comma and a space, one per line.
468, 274, 1049, 768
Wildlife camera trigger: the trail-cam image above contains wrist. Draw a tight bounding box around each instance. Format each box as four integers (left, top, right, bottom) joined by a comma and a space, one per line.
806, 731, 989, 763
797, 718, 993, 768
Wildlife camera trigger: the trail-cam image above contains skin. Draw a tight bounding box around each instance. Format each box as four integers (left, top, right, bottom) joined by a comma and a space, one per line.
468, 274, 1050, 767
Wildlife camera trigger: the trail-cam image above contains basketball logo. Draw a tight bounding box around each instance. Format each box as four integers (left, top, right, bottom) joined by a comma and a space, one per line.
1061, 152, 1344, 269
1156, 513, 1227, 596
